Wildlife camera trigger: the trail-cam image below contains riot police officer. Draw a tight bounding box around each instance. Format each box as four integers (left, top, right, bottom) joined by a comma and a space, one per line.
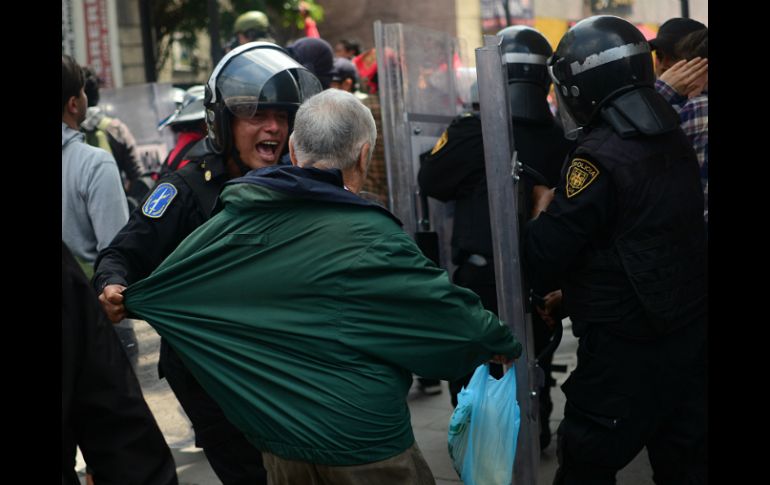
418, 25, 573, 449
523, 16, 707, 484
93, 42, 322, 484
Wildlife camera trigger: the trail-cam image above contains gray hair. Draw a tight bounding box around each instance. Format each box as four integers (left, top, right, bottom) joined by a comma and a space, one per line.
291, 89, 376, 170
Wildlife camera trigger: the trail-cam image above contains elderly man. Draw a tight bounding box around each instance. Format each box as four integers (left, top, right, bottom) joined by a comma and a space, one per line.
124, 89, 522, 485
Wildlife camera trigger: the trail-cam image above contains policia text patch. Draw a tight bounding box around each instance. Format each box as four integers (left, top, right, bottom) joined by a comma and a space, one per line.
566, 158, 599, 198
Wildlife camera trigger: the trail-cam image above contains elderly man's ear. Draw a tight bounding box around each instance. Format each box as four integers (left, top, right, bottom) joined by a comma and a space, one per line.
288, 134, 299, 166
356, 142, 371, 176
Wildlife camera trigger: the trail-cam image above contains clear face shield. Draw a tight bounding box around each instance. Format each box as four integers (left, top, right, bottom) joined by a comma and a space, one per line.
547, 56, 582, 140
210, 45, 323, 119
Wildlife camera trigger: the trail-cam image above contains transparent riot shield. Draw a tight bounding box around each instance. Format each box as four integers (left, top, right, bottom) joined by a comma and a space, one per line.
99, 83, 178, 175
375, 21, 471, 272
476, 35, 540, 483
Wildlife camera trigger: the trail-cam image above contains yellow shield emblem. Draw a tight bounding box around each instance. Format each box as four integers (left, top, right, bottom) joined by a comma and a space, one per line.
566, 158, 600, 198
430, 131, 449, 155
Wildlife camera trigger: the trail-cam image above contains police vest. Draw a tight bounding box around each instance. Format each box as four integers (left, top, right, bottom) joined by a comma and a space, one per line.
563, 124, 707, 340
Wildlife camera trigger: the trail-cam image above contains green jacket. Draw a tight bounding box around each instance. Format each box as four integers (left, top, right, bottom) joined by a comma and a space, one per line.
125, 166, 521, 466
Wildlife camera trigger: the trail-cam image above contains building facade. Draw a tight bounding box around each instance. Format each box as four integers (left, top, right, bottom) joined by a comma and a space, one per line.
63, 0, 708, 87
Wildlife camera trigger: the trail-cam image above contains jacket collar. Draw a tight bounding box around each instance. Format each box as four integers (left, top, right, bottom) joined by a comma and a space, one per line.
226, 165, 401, 225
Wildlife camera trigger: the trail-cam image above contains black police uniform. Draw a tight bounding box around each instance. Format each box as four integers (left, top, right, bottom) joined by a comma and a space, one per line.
418, 111, 572, 448
93, 144, 267, 485
523, 122, 707, 484
63, 242, 177, 485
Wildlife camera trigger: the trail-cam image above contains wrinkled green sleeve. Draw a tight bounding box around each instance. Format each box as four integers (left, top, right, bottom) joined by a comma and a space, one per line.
123, 210, 239, 317
338, 232, 522, 380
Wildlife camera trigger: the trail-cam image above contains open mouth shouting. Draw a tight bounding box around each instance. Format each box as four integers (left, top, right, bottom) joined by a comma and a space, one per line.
256, 140, 281, 163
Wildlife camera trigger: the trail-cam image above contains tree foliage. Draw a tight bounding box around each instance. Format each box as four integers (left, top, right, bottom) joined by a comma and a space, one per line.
151, 0, 324, 74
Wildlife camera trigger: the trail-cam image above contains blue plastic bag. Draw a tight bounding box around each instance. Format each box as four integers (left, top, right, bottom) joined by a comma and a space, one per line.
447, 363, 521, 485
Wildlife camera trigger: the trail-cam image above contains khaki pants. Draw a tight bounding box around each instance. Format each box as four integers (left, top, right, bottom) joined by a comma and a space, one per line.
263, 442, 436, 485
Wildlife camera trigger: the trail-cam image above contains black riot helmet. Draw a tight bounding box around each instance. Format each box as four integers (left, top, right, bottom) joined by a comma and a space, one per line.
204, 42, 323, 155
548, 16, 678, 138
496, 25, 554, 123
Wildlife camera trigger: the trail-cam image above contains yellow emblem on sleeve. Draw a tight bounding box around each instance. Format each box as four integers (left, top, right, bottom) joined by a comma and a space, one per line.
430, 131, 449, 155
566, 158, 600, 198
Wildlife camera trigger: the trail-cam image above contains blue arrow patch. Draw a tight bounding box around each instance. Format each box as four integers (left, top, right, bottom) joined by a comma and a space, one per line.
142, 183, 178, 218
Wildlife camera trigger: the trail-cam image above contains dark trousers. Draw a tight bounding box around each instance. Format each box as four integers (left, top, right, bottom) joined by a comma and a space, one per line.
160, 339, 267, 485
553, 322, 707, 484
113, 319, 139, 369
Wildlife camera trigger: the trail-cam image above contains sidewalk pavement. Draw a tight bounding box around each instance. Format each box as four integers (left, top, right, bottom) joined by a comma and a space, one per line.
77, 319, 654, 484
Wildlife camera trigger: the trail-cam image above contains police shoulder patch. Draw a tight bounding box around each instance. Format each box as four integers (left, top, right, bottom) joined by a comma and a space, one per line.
565, 158, 600, 198
142, 182, 178, 218
430, 130, 449, 155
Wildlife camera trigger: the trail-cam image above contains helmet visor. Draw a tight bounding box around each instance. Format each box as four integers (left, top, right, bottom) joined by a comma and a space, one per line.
547, 55, 570, 88
215, 47, 322, 119
548, 56, 580, 139
552, 86, 581, 140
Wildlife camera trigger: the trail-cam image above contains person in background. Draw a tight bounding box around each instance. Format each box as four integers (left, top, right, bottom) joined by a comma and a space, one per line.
298, 1, 320, 38
286, 36, 335, 89
157, 84, 208, 174
63, 55, 139, 380
655, 29, 708, 228
335, 38, 361, 59
648, 17, 706, 76
233, 10, 273, 45
81, 66, 152, 211
329, 56, 360, 93
62, 56, 128, 276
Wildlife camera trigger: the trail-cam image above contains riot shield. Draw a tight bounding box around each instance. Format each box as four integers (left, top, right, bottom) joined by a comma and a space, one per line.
476, 35, 540, 483
99, 83, 178, 175
375, 21, 471, 272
